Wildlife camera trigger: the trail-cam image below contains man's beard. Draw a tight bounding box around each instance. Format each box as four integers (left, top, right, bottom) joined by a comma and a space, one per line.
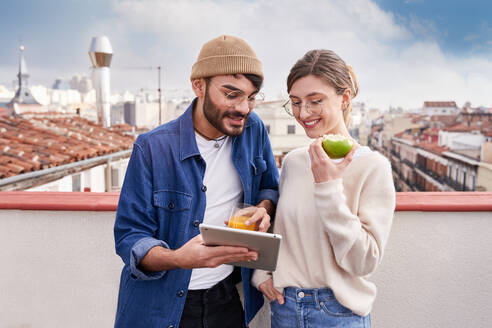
203, 88, 249, 137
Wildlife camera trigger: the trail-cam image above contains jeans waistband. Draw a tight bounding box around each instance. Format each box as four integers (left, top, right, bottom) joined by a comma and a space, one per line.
283, 287, 335, 304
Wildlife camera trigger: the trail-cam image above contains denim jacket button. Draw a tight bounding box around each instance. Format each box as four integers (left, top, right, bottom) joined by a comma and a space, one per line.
193, 220, 200, 227
178, 290, 185, 297
168, 325, 174, 328
298, 291, 305, 298
201, 185, 207, 192
168, 202, 175, 209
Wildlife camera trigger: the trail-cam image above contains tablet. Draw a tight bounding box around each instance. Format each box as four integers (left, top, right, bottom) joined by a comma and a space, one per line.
199, 223, 282, 271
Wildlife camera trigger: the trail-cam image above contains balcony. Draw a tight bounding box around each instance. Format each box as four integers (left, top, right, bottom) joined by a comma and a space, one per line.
390, 150, 401, 159
401, 158, 414, 168
444, 176, 472, 192
414, 165, 454, 191
1, 192, 492, 328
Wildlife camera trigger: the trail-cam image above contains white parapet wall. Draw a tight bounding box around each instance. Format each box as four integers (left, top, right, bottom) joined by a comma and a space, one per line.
0, 209, 122, 327
0, 193, 491, 328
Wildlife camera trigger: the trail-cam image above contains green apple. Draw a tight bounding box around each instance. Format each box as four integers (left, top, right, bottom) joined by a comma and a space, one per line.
322, 134, 354, 159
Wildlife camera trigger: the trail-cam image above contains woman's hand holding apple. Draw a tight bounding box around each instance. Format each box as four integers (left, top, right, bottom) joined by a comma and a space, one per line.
309, 137, 355, 183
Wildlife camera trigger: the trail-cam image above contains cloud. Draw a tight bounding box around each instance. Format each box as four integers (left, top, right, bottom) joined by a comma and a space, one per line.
361, 41, 492, 109
407, 13, 441, 40
3, 0, 491, 110
104, 0, 492, 109
107, 0, 413, 103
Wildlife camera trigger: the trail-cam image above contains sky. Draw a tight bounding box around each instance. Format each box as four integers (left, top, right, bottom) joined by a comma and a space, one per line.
1, 0, 491, 110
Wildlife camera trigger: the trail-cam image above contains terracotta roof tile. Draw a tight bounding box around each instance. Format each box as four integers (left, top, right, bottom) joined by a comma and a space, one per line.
0, 114, 135, 180
417, 141, 449, 155
443, 123, 482, 132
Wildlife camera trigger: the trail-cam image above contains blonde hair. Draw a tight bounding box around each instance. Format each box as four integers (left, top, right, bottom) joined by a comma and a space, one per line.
286, 50, 359, 128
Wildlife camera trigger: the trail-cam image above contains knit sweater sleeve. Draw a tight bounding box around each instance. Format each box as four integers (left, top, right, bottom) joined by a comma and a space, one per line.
314, 155, 395, 277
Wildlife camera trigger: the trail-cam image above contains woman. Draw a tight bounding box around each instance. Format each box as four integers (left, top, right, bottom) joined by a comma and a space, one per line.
252, 50, 395, 328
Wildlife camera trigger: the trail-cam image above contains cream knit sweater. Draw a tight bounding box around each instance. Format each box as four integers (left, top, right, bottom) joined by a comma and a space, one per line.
252, 146, 396, 316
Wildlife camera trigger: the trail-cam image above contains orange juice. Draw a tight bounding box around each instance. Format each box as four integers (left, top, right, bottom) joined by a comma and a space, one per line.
228, 215, 256, 231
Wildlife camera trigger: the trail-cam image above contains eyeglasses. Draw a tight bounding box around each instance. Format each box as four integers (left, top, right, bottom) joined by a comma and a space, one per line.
282, 99, 324, 117
211, 84, 265, 109
282, 93, 340, 117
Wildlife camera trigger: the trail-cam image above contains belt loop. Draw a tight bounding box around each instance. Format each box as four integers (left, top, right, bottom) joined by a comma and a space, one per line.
314, 289, 320, 310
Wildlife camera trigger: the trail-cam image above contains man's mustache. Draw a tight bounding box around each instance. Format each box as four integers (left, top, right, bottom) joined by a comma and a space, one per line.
224, 111, 248, 119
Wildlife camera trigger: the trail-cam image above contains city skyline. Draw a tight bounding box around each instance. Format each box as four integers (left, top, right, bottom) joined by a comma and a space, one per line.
1, 0, 491, 110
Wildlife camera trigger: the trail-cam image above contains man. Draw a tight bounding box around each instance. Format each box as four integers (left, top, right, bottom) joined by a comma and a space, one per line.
114, 35, 279, 328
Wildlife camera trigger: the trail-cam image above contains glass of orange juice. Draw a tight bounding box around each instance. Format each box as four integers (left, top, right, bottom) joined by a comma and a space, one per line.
228, 203, 257, 231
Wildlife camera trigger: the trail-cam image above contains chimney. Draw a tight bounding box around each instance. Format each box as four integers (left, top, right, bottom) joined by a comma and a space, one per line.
88, 36, 113, 127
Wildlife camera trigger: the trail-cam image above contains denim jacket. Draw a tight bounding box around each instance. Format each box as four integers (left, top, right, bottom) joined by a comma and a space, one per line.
114, 99, 279, 328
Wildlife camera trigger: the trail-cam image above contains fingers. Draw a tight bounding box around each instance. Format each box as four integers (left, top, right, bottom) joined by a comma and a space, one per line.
208, 245, 257, 261
338, 147, 355, 169
206, 249, 258, 267
259, 280, 276, 301
180, 236, 257, 268
312, 137, 329, 162
259, 279, 284, 304
275, 290, 285, 305
209, 245, 250, 257
258, 214, 271, 232
309, 138, 331, 167
308, 138, 323, 163
244, 207, 262, 226
245, 207, 270, 231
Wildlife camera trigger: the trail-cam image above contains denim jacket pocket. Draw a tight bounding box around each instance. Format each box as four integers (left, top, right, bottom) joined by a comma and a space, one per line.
117, 268, 137, 315
153, 190, 192, 212
251, 156, 267, 176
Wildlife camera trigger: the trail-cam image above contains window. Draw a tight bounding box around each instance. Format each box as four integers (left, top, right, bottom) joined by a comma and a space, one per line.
111, 167, 119, 188
287, 125, 295, 134
266, 125, 270, 134
72, 174, 81, 192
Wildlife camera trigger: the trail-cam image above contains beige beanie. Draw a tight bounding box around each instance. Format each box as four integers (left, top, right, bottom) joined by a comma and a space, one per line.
191, 35, 263, 80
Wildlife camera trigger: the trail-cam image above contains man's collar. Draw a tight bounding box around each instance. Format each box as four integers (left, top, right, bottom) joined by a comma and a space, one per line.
179, 98, 201, 161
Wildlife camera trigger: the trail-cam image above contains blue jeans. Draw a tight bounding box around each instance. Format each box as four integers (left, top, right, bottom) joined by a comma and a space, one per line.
270, 287, 371, 328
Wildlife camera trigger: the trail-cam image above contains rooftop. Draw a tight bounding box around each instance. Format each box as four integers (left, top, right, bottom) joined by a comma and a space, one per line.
423, 101, 457, 108
0, 114, 135, 179
443, 123, 482, 133
417, 140, 449, 155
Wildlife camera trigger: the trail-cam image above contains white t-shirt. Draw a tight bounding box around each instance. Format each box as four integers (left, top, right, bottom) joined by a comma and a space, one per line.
188, 133, 244, 290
